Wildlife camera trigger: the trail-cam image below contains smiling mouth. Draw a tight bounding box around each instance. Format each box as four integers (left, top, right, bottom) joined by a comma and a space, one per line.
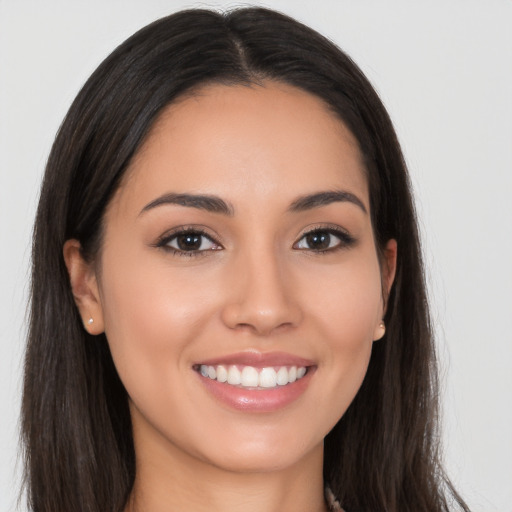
194, 364, 309, 389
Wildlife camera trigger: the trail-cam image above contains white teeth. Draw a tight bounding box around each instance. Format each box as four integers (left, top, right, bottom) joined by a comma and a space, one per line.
259, 367, 277, 388
216, 365, 228, 383
276, 366, 289, 385
241, 366, 259, 387
199, 364, 307, 388
227, 365, 241, 385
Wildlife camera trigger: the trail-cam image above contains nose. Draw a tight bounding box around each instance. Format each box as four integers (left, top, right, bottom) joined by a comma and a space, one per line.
220, 249, 303, 336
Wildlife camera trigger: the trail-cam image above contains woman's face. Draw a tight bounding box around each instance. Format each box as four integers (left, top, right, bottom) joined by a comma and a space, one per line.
75, 82, 395, 474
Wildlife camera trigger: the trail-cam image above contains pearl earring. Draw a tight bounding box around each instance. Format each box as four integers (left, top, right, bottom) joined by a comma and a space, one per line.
87, 318, 94, 325
374, 321, 386, 341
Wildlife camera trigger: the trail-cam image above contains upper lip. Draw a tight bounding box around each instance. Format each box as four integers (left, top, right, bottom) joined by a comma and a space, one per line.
195, 350, 315, 368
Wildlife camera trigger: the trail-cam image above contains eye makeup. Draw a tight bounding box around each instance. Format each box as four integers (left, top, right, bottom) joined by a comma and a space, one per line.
154, 226, 222, 257
152, 222, 356, 258
293, 225, 356, 253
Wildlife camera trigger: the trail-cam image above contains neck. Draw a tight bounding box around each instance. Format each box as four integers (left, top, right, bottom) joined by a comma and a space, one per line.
126, 428, 328, 512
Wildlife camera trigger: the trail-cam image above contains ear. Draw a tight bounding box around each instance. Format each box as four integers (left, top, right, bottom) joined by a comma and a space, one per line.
63, 239, 105, 335
381, 238, 397, 303
373, 238, 397, 341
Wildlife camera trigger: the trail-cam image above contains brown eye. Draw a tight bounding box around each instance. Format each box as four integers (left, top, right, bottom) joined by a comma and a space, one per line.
304, 232, 332, 250
175, 233, 203, 251
160, 230, 221, 253
294, 228, 355, 252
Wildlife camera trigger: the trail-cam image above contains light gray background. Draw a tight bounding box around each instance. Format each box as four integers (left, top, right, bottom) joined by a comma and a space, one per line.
1, 1, 511, 510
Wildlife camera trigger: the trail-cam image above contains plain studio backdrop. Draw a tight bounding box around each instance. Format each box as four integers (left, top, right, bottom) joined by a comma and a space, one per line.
1, 1, 511, 511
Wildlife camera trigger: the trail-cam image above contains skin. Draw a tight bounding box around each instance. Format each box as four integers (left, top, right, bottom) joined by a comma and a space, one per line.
64, 82, 396, 512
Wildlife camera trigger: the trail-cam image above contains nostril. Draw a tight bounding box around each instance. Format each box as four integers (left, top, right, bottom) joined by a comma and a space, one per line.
219, 265, 303, 334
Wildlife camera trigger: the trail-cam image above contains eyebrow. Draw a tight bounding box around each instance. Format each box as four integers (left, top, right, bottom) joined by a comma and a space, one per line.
140, 193, 234, 216
288, 190, 367, 214
139, 189, 367, 217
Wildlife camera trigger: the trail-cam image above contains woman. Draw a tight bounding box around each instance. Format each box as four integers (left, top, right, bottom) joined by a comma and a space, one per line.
22, 7, 470, 512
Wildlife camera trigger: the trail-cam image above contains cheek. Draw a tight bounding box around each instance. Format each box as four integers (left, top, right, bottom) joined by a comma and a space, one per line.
97, 252, 227, 451
301, 251, 383, 342
298, 253, 382, 415
97, 248, 220, 388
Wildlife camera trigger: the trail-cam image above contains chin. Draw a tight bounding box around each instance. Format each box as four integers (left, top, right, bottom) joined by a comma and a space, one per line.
191, 429, 324, 474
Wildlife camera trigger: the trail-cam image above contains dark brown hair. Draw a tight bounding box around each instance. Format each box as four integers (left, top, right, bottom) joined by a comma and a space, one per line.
22, 7, 470, 512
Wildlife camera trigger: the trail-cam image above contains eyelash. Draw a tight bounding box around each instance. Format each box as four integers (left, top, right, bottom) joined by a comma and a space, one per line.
154, 226, 356, 257
155, 227, 222, 257
294, 226, 356, 254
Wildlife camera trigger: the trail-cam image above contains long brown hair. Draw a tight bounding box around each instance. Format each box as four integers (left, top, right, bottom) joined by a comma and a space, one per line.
22, 7, 470, 512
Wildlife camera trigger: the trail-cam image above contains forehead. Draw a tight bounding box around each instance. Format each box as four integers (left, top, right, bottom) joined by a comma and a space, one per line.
115, 81, 368, 214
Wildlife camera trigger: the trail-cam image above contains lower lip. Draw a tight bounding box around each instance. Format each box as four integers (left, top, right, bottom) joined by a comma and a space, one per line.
197, 368, 315, 413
